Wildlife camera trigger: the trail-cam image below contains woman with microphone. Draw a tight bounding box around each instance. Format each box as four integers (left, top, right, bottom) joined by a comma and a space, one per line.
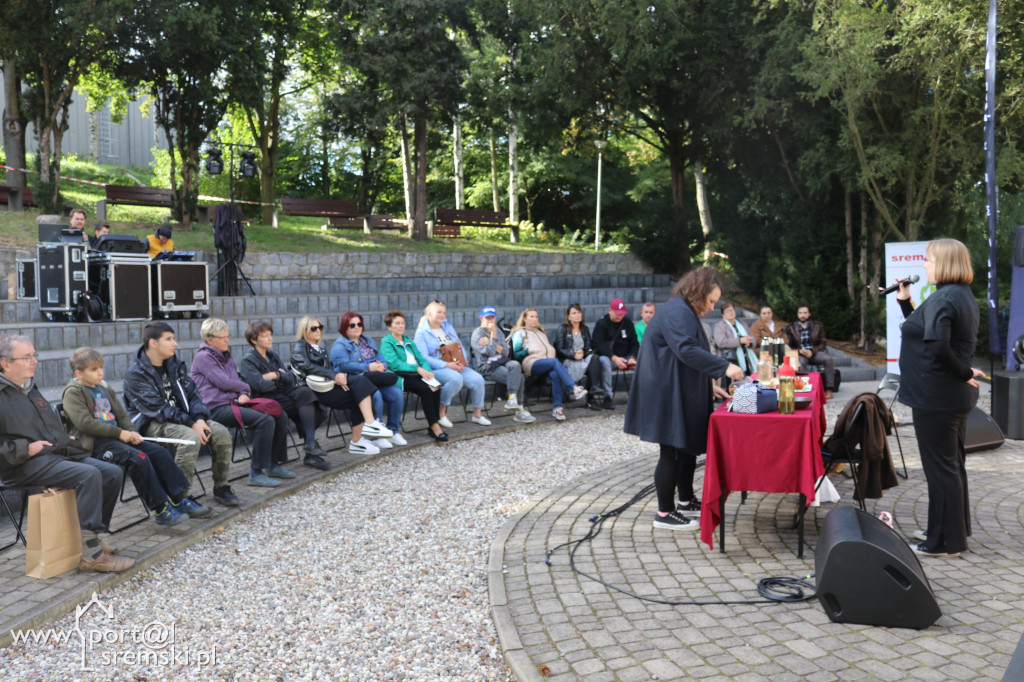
896, 238, 984, 558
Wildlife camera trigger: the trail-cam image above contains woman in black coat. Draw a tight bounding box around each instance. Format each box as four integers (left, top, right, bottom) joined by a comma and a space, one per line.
896, 238, 983, 558
624, 267, 743, 530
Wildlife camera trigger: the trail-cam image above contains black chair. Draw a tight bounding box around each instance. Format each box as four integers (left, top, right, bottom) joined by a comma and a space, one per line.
0, 482, 36, 553
875, 373, 909, 478
817, 401, 868, 512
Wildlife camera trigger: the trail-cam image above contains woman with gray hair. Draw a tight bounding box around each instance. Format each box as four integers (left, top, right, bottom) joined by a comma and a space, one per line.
190, 318, 295, 487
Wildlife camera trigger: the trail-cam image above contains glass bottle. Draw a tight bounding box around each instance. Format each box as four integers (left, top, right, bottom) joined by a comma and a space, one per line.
778, 356, 796, 414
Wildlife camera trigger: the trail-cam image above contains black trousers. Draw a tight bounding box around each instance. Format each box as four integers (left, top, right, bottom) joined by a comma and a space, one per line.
92, 437, 189, 510
912, 408, 971, 553
654, 444, 698, 513
210, 404, 289, 471
313, 374, 376, 425
398, 372, 442, 426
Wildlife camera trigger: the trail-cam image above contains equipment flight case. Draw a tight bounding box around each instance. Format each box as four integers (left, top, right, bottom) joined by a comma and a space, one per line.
37, 242, 88, 321
151, 261, 210, 318
16, 259, 37, 300
87, 252, 152, 321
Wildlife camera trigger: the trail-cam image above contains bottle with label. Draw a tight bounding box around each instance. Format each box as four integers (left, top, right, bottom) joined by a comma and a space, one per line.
757, 352, 774, 384
778, 355, 796, 414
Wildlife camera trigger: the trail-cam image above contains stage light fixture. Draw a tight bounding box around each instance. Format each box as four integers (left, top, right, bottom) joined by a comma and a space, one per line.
240, 151, 258, 178
206, 147, 224, 175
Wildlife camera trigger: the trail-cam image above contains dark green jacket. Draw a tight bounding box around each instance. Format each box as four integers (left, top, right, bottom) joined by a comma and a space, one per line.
62, 378, 132, 456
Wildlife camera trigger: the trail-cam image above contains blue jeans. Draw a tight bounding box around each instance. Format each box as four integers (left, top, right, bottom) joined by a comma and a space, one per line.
530, 358, 575, 408
598, 355, 614, 396
371, 383, 405, 432
433, 366, 485, 408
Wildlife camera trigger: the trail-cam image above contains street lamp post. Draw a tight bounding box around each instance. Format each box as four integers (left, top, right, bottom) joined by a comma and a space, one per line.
594, 140, 606, 250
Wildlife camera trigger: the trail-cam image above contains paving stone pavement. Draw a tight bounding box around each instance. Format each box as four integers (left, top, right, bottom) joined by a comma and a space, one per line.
490, 381, 1024, 681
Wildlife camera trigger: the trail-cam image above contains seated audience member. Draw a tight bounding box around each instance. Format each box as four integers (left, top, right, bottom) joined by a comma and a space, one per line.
0, 334, 132, 572
238, 320, 330, 470
146, 224, 174, 259
190, 318, 295, 487
63, 347, 210, 526
554, 303, 607, 411
331, 311, 407, 448
123, 322, 239, 507
634, 302, 656, 344
713, 302, 758, 376
510, 308, 588, 421
784, 304, 836, 399
592, 298, 640, 407
379, 310, 449, 442
470, 306, 535, 423
414, 301, 491, 428
87, 223, 110, 249
748, 304, 789, 349
290, 315, 392, 456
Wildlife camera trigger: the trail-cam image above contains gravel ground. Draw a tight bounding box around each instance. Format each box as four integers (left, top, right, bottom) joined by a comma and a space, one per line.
0, 414, 652, 681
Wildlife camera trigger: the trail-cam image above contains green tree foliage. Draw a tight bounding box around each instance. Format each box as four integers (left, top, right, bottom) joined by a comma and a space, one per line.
0, 0, 129, 210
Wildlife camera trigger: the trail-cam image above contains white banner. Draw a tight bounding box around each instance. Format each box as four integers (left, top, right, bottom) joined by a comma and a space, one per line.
885, 241, 931, 374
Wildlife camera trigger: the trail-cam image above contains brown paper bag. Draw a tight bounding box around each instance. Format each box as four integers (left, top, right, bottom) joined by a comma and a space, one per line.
25, 488, 82, 579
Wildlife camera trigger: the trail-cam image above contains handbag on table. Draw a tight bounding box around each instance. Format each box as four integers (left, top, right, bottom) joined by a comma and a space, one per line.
730, 381, 778, 414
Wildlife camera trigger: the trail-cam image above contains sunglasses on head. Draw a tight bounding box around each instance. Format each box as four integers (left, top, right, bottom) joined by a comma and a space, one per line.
309, 324, 324, 332
349, 321, 363, 329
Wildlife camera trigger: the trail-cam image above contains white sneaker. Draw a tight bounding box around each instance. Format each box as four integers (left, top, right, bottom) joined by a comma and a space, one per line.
349, 438, 380, 455
571, 385, 588, 401
390, 433, 408, 446
374, 438, 393, 449
504, 396, 521, 411
552, 408, 566, 421
471, 415, 492, 426
912, 529, 927, 542
361, 420, 394, 439
438, 415, 454, 428
513, 409, 536, 424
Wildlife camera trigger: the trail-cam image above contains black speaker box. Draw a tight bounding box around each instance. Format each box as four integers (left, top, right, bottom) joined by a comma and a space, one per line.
815, 507, 941, 629
965, 406, 1005, 453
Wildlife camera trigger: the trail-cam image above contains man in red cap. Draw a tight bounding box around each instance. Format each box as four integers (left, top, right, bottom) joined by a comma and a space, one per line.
592, 298, 640, 408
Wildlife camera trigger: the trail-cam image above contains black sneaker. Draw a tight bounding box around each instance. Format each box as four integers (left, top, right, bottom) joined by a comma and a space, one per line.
587, 400, 604, 411
602, 396, 615, 410
213, 485, 239, 507
652, 511, 699, 531
677, 499, 701, 514
304, 440, 327, 457
303, 453, 331, 470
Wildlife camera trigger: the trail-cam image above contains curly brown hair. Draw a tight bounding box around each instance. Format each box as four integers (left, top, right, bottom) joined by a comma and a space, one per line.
671, 267, 722, 309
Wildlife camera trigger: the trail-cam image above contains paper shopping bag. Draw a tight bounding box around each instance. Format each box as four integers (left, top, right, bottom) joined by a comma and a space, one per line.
25, 488, 82, 579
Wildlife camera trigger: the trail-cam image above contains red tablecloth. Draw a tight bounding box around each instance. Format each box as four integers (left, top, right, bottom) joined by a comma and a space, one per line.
699, 373, 827, 550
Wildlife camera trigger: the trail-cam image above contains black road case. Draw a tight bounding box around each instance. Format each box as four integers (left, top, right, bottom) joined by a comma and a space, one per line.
88, 253, 152, 321
16, 259, 37, 300
37, 243, 87, 321
151, 261, 209, 318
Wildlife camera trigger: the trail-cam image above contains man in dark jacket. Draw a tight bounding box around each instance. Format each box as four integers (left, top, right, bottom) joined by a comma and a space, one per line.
122, 322, 238, 507
592, 298, 640, 408
783, 304, 836, 399
0, 334, 133, 572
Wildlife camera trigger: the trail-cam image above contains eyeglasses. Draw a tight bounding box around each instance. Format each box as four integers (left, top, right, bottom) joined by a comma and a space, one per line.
349, 322, 363, 329
212, 334, 230, 340
11, 354, 39, 363
309, 325, 324, 332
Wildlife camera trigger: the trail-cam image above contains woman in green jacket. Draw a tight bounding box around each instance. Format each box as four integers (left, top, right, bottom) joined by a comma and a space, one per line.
379, 310, 448, 442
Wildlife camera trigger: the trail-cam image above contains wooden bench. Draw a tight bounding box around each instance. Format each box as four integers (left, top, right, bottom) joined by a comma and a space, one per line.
97, 184, 210, 223
0, 185, 36, 211
280, 197, 358, 219
433, 208, 509, 238
328, 214, 396, 232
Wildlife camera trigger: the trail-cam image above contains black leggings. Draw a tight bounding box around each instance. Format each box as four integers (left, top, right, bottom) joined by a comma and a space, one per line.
314, 374, 376, 425
654, 444, 698, 513
398, 372, 442, 426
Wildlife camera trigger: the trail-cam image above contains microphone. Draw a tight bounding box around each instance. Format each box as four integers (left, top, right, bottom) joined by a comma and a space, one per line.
879, 274, 920, 296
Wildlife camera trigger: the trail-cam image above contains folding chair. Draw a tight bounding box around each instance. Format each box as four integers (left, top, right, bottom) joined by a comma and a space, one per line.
0, 482, 35, 553
875, 374, 909, 478
817, 401, 868, 512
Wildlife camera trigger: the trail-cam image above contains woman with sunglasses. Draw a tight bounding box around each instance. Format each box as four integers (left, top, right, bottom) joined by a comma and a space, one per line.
290, 315, 392, 456
414, 301, 490, 427
330, 312, 406, 448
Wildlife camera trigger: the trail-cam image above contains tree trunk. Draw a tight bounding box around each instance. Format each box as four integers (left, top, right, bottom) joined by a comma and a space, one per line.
399, 116, 414, 238
507, 112, 520, 243
694, 164, 712, 239
1, 57, 27, 189
453, 113, 464, 210
412, 117, 428, 241
858, 193, 869, 350
489, 133, 500, 212
320, 127, 329, 198
845, 190, 855, 303
668, 150, 690, 267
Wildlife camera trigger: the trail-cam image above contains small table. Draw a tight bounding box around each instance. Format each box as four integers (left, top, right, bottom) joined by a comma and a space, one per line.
700, 374, 827, 558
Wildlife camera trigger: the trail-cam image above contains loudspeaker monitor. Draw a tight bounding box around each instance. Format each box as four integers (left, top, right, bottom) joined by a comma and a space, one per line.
815, 507, 941, 630
965, 406, 1005, 452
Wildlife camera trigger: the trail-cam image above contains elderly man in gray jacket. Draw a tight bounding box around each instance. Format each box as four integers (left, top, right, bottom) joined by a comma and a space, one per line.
0, 334, 133, 572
